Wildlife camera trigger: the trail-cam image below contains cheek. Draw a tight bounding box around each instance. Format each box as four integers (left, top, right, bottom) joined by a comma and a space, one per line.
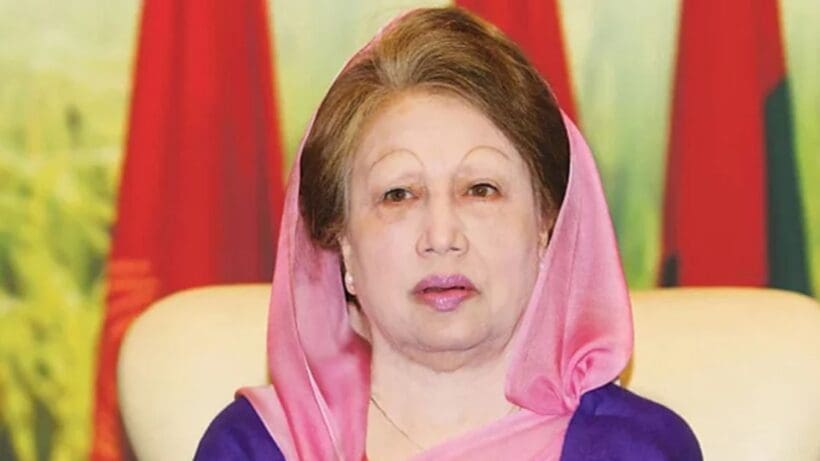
465, 204, 540, 262
347, 213, 418, 294
463, 207, 541, 300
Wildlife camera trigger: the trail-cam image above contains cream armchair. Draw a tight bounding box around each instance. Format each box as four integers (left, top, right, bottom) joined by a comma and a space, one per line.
118, 285, 270, 461
118, 286, 820, 460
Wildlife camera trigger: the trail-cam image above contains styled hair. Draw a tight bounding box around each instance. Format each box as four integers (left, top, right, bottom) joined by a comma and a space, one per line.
300, 7, 570, 249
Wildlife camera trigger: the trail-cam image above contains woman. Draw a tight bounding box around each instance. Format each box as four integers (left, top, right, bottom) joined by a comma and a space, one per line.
196, 7, 701, 461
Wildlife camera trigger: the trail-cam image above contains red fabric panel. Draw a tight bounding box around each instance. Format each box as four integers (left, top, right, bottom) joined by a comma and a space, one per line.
90, 0, 284, 459
661, 0, 786, 286
456, 0, 578, 121
754, 0, 786, 92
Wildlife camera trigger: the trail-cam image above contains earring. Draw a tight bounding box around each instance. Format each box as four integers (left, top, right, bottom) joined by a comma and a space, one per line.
344, 272, 356, 295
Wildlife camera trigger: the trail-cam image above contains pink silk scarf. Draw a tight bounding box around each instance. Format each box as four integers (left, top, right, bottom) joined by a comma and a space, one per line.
239, 13, 633, 461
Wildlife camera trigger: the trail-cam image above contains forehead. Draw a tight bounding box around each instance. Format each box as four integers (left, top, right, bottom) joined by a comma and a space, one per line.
353, 91, 521, 170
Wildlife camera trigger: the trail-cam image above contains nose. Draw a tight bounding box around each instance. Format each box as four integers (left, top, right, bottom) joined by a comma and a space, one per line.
416, 193, 468, 257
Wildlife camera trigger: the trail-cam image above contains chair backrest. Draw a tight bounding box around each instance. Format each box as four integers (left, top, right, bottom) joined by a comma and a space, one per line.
623, 288, 820, 461
118, 285, 820, 460
118, 284, 270, 461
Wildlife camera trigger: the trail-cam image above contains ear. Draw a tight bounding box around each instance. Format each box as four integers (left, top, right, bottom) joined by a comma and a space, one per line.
338, 234, 370, 341
347, 300, 372, 342
339, 234, 356, 295
537, 211, 557, 259
339, 234, 352, 266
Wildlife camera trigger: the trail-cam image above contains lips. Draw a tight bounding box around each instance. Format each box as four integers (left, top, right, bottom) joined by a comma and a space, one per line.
412, 274, 477, 312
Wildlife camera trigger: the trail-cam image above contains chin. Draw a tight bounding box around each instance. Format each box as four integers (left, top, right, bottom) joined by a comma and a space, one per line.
407, 323, 504, 370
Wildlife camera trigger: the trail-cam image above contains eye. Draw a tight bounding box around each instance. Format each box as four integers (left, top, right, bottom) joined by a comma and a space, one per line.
383, 187, 415, 203
466, 182, 499, 198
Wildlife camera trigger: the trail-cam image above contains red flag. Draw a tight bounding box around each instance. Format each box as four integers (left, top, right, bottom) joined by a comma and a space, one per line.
456, 0, 578, 120
90, 0, 284, 458
661, 0, 810, 292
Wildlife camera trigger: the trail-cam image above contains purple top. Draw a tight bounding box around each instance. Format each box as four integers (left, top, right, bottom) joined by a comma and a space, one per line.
195, 383, 701, 460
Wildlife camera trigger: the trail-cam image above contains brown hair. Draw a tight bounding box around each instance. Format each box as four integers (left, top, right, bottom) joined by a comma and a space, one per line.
300, 7, 570, 249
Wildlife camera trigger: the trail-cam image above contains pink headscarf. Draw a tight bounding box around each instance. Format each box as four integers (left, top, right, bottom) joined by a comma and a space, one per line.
239, 11, 633, 461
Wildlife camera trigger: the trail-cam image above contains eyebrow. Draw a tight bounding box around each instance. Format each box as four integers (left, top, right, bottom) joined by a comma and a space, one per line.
367, 143, 513, 175
462, 145, 513, 163
368, 148, 422, 174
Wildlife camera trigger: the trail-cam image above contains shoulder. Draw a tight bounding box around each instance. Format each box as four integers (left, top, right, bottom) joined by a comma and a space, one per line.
194, 396, 286, 461
561, 383, 702, 461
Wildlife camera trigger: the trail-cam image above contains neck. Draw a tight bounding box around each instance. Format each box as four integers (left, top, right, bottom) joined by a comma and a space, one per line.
367, 336, 515, 455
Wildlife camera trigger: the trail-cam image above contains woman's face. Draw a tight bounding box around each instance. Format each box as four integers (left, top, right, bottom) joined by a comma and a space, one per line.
340, 91, 549, 371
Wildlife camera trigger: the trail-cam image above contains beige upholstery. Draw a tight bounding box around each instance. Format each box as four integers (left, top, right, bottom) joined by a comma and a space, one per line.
119, 285, 820, 460
623, 288, 820, 461
118, 285, 271, 461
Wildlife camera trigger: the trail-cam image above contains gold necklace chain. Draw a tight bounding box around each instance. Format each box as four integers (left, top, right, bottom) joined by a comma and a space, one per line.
368, 395, 520, 451
369, 395, 424, 450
